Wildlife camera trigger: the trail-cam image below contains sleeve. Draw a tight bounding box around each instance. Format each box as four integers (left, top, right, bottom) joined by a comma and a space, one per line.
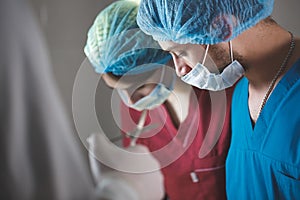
0, 0, 96, 199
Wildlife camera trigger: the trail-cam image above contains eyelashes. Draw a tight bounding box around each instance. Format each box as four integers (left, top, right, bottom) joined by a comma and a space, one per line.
177, 51, 186, 58
169, 50, 186, 58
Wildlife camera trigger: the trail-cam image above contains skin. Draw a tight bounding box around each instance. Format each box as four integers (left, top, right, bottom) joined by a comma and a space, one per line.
159, 17, 300, 123
232, 19, 299, 123
102, 63, 192, 128
102, 72, 157, 104
158, 41, 237, 77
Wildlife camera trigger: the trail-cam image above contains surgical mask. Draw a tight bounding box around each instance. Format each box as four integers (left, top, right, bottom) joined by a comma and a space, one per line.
181, 41, 244, 91
117, 68, 175, 111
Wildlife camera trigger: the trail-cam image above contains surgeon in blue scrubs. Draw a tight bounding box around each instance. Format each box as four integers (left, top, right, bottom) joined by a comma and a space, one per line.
137, 0, 300, 199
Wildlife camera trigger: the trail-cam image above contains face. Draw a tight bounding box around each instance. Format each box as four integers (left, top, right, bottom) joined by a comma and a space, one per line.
102, 71, 158, 104
158, 41, 232, 77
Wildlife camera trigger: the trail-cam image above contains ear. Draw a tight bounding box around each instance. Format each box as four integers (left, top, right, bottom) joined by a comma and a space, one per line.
212, 14, 234, 41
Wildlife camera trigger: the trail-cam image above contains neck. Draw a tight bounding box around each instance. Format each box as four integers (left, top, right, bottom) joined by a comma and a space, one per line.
235, 21, 300, 123
164, 77, 192, 128
235, 24, 295, 89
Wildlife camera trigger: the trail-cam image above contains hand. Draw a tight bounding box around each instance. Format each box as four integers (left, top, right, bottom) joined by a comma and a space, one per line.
87, 133, 164, 200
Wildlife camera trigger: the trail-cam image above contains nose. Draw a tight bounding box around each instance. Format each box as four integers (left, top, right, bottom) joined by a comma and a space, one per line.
170, 53, 192, 77
128, 84, 156, 104
129, 93, 143, 104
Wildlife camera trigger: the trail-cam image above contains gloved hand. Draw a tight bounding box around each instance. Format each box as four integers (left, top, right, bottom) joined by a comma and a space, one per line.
87, 133, 164, 200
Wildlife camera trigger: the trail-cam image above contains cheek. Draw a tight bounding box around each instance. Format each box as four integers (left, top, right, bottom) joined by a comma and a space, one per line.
186, 56, 199, 67
187, 51, 206, 67
212, 51, 231, 68
209, 45, 232, 69
178, 54, 200, 69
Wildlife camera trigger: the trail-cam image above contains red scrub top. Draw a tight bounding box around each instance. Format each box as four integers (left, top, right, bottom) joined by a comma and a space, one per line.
121, 87, 233, 200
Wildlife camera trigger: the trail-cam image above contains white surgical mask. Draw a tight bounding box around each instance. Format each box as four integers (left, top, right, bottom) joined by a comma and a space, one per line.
118, 68, 175, 111
181, 41, 244, 91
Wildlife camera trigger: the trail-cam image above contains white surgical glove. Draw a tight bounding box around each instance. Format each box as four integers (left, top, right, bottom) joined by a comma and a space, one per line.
87, 133, 164, 200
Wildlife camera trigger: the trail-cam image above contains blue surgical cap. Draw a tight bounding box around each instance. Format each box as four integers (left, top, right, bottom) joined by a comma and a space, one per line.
137, 0, 274, 45
84, 0, 171, 75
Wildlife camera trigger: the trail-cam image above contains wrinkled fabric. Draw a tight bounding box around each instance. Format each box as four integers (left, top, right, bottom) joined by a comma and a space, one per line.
84, 0, 171, 75
227, 59, 300, 199
0, 0, 96, 199
87, 133, 165, 200
117, 67, 176, 111
137, 0, 274, 44
121, 86, 234, 200
181, 60, 244, 91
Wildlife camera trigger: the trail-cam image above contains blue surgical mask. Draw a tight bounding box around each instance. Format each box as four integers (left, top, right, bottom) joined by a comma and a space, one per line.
118, 68, 175, 111
181, 41, 244, 91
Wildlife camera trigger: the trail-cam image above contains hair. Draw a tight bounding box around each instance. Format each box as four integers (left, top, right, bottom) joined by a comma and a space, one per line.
262, 16, 277, 25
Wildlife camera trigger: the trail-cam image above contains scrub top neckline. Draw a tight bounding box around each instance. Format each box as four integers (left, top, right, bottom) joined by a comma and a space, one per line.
245, 58, 300, 138
160, 87, 198, 133
157, 87, 201, 151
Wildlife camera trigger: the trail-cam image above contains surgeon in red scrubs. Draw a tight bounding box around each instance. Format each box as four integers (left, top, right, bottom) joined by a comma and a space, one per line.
84, 1, 234, 199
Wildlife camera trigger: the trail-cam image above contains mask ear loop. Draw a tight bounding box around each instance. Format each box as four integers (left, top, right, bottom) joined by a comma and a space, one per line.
202, 44, 210, 65
229, 41, 234, 62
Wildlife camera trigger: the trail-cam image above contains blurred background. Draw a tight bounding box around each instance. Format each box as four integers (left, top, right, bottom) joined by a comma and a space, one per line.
28, 0, 300, 141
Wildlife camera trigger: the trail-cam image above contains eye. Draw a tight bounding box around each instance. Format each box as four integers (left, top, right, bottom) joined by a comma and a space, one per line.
176, 51, 187, 58
169, 51, 186, 58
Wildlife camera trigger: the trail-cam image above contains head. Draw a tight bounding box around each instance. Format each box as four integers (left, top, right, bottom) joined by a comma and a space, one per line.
102, 73, 157, 104
84, 0, 174, 110
158, 41, 240, 77
102, 63, 175, 106
137, 0, 274, 84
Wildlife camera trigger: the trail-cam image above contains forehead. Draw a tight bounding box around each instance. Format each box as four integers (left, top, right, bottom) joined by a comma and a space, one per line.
158, 40, 183, 51
158, 41, 205, 52
102, 69, 160, 90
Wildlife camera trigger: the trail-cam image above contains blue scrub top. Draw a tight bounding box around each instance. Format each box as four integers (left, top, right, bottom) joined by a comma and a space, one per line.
226, 59, 300, 200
